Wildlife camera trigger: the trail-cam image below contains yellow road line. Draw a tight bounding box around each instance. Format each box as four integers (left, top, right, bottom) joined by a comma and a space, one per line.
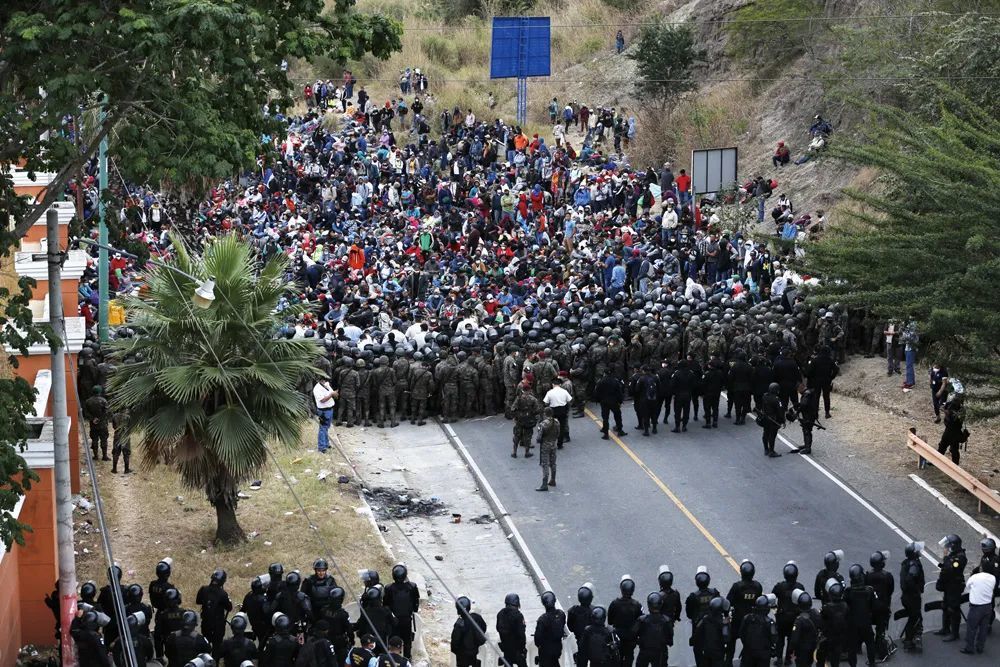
584, 408, 740, 573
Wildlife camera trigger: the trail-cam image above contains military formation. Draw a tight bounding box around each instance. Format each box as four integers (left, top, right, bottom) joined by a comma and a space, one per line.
61, 536, 996, 667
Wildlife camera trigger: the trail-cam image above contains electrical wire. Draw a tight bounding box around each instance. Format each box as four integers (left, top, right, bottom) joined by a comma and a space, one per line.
286, 74, 1000, 84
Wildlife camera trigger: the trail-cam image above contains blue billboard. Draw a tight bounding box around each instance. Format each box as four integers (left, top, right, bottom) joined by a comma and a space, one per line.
490, 17, 551, 79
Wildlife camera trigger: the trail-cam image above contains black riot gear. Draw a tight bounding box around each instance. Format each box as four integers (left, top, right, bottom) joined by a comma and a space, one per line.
504, 593, 521, 608
541, 591, 557, 610
578, 585, 594, 605
391, 564, 407, 582
783, 562, 798, 582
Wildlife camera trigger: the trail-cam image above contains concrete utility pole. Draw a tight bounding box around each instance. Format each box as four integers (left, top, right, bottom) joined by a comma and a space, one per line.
97, 106, 109, 343
47, 207, 78, 667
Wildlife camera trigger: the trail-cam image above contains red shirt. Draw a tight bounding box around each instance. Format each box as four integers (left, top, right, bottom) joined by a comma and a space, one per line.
675, 173, 691, 193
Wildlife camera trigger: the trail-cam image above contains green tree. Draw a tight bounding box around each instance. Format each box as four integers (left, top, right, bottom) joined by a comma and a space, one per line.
0, 0, 401, 238
724, 0, 819, 66
805, 89, 1000, 416
108, 237, 319, 544
628, 22, 703, 109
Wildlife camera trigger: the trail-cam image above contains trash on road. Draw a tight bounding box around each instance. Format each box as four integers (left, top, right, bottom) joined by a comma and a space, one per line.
361, 486, 447, 519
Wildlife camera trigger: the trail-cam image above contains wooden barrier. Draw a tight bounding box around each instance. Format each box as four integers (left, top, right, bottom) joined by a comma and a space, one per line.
907, 428, 1000, 515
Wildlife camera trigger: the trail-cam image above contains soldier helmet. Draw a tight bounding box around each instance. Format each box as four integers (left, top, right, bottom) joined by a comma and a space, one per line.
355, 358, 365, 368
827, 581, 845, 601
81, 610, 100, 630
457, 351, 468, 361
391, 564, 407, 582
708, 597, 726, 614
783, 562, 798, 582
250, 577, 265, 594
109, 564, 123, 581
982, 537, 997, 554
272, 613, 291, 632
285, 571, 302, 590
541, 591, 557, 610
269, 563, 284, 579
577, 583, 594, 605
455, 596, 472, 614
755, 595, 770, 612
619, 574, 635, 597
646, 592, 663, 612
181, 610, 198, 631
823, 550, 843, 570
740, 560, 755, 580
230, 613, 248, 633
869, 551, 887, 570
93, 385, 104, 395
939, 534, 962, 551
361, 569, 380, 587
590, 606, 607, 625
363, 586, 382, 603
165, 588, 181, 606
767, 382, 780, 394
156, 559, 172, 579
795, 590, 812, 610
904, 542, 924, 559
329, 587, 346, 607
314, 558, 328, 571
657, 565, 674, 589
210, 569, 227, 586
127, 584, 143, 603
848, 564, 865, 585
504, 593, 521, 608
695, 567, 711, 588
127, 611, 147, 631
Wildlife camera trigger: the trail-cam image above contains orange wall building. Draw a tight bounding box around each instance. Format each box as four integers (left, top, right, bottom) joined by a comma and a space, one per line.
1, 169, 85, 666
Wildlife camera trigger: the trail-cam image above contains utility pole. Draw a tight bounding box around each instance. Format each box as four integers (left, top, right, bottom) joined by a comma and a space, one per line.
47, 207, 78, 667
97, 102, 109, 343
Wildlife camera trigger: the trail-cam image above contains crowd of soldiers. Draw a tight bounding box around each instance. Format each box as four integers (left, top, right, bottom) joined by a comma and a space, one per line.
59, 534, 996, 667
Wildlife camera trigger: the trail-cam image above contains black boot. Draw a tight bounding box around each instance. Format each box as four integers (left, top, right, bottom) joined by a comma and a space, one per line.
123, 452, 131, 474
536, 482, 549, 491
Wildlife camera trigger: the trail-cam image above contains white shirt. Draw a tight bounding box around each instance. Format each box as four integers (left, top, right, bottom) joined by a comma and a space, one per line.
964, 572, 997, 605
543, 385, 572, 408
313, 382, 335, 409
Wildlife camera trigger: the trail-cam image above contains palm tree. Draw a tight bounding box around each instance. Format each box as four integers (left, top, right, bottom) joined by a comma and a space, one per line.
108, 235, 318, 545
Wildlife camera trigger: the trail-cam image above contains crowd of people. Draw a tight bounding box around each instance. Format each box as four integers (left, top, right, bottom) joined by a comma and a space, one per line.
58, 535, 997, 667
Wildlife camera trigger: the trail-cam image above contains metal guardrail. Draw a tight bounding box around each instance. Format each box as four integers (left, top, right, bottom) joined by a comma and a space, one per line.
907, 428, 1000, 515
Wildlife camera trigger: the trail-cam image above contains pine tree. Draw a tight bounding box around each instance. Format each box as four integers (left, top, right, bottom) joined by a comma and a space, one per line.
805, 88, 1000, 416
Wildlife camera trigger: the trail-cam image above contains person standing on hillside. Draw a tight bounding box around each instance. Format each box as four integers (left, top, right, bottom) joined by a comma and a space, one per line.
615, 30, 625, 54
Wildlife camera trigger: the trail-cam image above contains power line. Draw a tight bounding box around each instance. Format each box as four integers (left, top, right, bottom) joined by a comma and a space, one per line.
396, 11, 1000, 30
286, 74, 1000, 84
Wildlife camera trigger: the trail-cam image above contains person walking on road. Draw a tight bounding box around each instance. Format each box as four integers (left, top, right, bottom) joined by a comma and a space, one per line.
961, 563, 996, 654
512, 382, 541, 458
543, 377, 573, 448
536, 407, 560, 491
757, 383, 784, 458
594, 368, 627, 440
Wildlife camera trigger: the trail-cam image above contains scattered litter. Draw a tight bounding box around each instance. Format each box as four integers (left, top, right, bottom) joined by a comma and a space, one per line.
291, 457, 303, 465
391, 466, 409, 472
470, 514, 493, 525
174, 495, 184, 503
434, 555, 444, 561
337, 475, 350, 484
263, 541, 273, 546
289, 476, 298, 484
361, 486, 447, 520
154, 540, 161, 545
451, 513, 462, 524
75, 497, 93, 512
244, 562, 253, 568
200, 549, 206, 554
249, 480, 263, 490
237, 492, 251, 499
247, 531, 260, 540
284, 511, 294, 516
378, 524, 389, 532
83, 548, 89, 554
317, 469, 330, 481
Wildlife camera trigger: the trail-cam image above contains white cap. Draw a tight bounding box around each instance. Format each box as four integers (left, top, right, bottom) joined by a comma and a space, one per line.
620, 574, 634, 583
160, 557, 174, 567
581, 582, 594, 592
658, 564, 671, 575
832, 549, 844, 561
825, 577, 841, 592
696, 565, 708, 575
791, 588, 805, 601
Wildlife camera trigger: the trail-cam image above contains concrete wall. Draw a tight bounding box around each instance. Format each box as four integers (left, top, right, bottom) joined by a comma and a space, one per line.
16, 467, 59, 647
0, 521, 24, 667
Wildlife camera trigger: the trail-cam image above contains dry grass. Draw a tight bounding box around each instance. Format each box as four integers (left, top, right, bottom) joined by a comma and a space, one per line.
75, 422, 393, 605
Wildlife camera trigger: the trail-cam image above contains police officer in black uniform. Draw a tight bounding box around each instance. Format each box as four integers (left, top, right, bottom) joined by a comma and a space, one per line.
568, 584, 595, 666
819, 582, 850, 666
356, 585, 396, 653
864, 551, 894, 657
219, 614, 258, 667
686, 568, 721, 627
383, 563, 420, 659
771, 562, 799, 665
845, 564, 877, 667
196, 569, 233, 655
579, 606, 618, 667
899, 542, 925, 652
758, 383, 784, 458
302, 558, 337, 622
813, 550, 844, 604
72, 610, 113, 667
319, 587, 354, 666
788, 591, 821, 667
153, 587, 187, 660
165, 610, 213, 667
450, 596, 487, 667
738, 596, 776, 667
935, 534, 967, 642
655, 566, 682, 641
110, 612, 154, 667
124, 584, 153, 638
609, 575, 642, 667
242, 576, 270, 648
726, 560, 763, 666
972, 537, 998, 634
691, 596, 729, 667
633, 592, 673, 667
149, 558, 176, 614
496, 593, 528, 667
97, 565, 128, 646
535, 590, 567, 667
298, 619, 339, 667
262, 612, 300, 667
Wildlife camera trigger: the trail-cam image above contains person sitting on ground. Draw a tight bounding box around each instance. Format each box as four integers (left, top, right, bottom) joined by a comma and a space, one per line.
809, 114, 833, 137
772, 141, 790, 167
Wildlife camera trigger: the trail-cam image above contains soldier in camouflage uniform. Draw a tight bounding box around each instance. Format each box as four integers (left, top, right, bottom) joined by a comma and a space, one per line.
570, 354, 589, 417
356, 358, 372, 427
510, 383, 541, 458
687, 326, 708, 366
337, 359, 361, 427
492, 343, 508, 411
456, 351, 479, 418
502, 348, 524, 418
393, 349, 411, 421
476, 350, 497, 415
371, 356, 398, 427
606, 335, 626, 379
435, 352, 460, 423
408, 354, 434, 425
535, 407, 560, 491
533, 350, 557, 401
84, 385, 111, 461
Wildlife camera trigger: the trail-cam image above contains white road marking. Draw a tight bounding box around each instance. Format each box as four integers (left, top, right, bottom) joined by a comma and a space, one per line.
909, 474, 999, 543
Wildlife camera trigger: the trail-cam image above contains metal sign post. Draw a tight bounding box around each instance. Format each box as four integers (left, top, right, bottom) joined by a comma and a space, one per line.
490, 17, 551, 127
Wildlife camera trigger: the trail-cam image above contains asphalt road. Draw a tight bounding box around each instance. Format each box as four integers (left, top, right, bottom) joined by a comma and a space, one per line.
448, 404, 993, 667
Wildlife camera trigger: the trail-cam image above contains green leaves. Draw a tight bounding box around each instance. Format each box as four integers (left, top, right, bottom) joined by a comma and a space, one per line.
628, 22, 703, 108
107, 236, 320, 538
